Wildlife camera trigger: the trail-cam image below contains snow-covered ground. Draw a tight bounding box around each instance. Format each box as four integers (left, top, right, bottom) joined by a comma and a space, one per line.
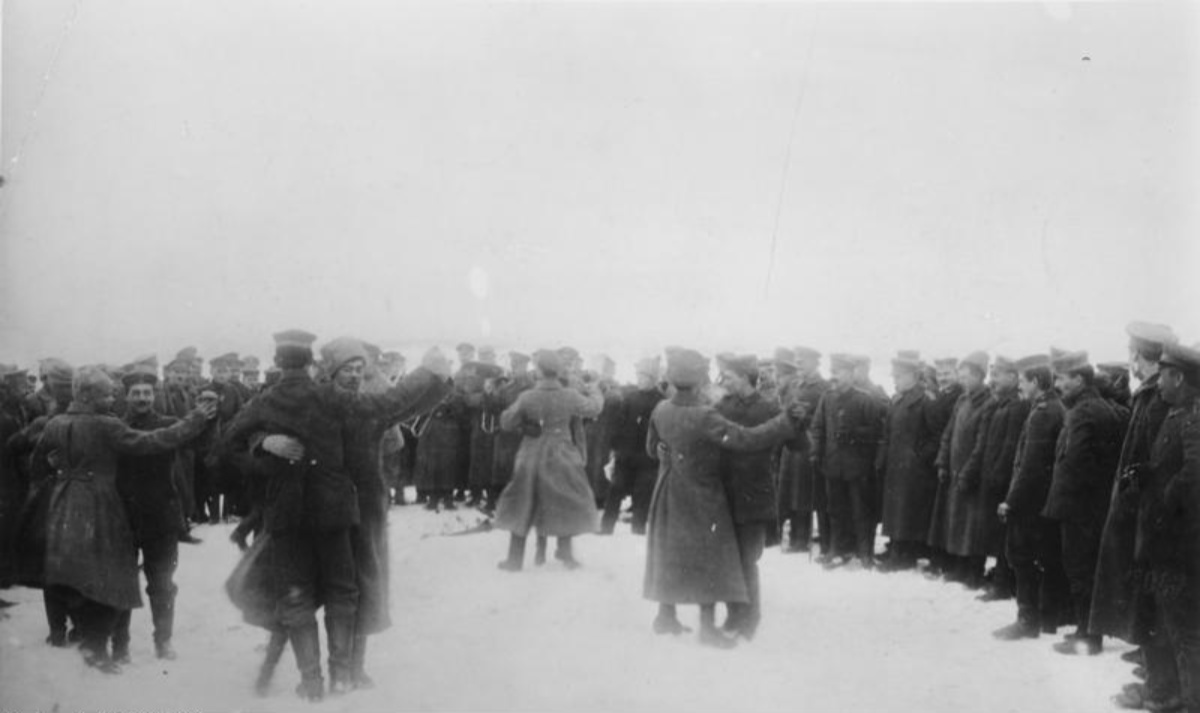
1, 504, 1135, 713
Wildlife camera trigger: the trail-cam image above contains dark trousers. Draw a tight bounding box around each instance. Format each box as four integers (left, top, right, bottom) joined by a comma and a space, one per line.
113, 535, 180, 650
600, 459, 657, 534
825, 477, 874, 560
1060, 519, 1104, 636
1157, 586, 1200, 713
1144, 606, 1183, 704
273, 527, 359, 628
1007, 516, 1069, 629
728, 523, 767, 632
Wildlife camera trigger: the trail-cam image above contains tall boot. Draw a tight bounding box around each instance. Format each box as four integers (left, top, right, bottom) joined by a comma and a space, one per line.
44, 588, 69, 647
350, 634, 374, 690
255, 628, 289, 696
498, 535, 526, 571
554, 537, 580, 569
289, 623, 324, 702
534, 536, 548, 566
150, 584, 178, 659
325, 615, 356, 695
698, 604, 736, 649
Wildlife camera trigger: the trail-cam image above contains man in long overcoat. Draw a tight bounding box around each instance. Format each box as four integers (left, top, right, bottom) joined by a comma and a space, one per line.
1092, 323, 1178, 708
600, 357, 663, 535
878, 354, 939, 571
221, 331, 451, 699
1042, 350, 1129, 656
775, 347, 828, 552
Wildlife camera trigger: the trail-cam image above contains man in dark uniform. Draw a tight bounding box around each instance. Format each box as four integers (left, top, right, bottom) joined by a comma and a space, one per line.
715, 353, 781, 639
995, 355, 1069, 640
241, 356, 263, 394
1043, 350, 1129, 656
810, 354, 885, 569
487, 351, 535, 510
0, 364, 35, 600
111, 357, 194, 662
584, 354, 620, 508
599, 357, 663, 535
222, 330, 451, 700
776, 347, 829, 553
1133, 341, 1200, 713
1098, 323, 1182, 710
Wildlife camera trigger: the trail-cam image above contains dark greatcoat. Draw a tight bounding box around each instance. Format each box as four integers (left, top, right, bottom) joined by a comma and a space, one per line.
1136, 398, 1200, 606
610, 385, 664, 470
643, 391, 794, 605
776, 374, 829, 514
716, 390, 783, 528
221, 368, 450, 630
116, 410, 188, 545
0, 398, 33, 586
584, 388, 622, 501
493, 379, 603, 537
1089, 374, 1170, 641
878, 383, 940, 543
17, 404, 207, 610
1042, 387, 1129, 525
413, 391, 467, 492
809, 385, 885, 484
927, 386, 992, 556
964, 387, 1029, 556
1005, 393, 1066, 521
489, 374, 534, 487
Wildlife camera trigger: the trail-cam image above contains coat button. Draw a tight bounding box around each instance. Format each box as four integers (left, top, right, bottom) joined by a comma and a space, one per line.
310, 459, 317, 466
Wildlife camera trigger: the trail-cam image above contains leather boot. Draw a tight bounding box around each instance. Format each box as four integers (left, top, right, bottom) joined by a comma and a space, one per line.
325, 615, 356, 695
498, 535, 526, 571
350, 634, 374, 690
534, 536, 548, 566
554, 537, 580, 569
289, 623, 324, 701
254, 629, 289, 696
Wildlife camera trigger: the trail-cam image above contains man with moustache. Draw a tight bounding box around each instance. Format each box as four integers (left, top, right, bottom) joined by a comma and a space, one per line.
111, 357, 195, 662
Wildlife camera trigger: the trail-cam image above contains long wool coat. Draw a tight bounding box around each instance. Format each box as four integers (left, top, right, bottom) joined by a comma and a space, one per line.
1089, 375, 1170, 642
413, 392, 467, 492
878, 384, 940, 542
492, 380, 604, 538
643, 391, 793, 605
20, 404, 207, 609
775, 374, 828, 514
927, 386, 992, 556
489, 374, 534, 487
963, 387, 1029, 557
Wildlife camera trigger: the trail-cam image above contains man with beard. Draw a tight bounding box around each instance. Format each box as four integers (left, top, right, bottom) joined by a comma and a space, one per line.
995, 355, 1069, 640
600, 357, 664, 535
810, 354, 885, 569
877, 354, 939, 572
111, 357, 195, 662
776, 347, 829, 553
222, 331, 451, 700
1043, 350, 1129, 656
714, 353, 781, 639
1094, 322, 1180, 710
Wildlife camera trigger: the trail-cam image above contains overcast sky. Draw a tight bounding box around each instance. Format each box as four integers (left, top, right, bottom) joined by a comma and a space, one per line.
1, 1, 1197, 378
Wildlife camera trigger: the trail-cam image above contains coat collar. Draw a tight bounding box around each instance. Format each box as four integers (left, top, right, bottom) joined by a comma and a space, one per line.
535, 378, 563, 391
66, 401, 98, 415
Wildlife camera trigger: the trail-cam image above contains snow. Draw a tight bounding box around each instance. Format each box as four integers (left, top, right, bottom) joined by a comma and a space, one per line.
1, 504, 1135, 713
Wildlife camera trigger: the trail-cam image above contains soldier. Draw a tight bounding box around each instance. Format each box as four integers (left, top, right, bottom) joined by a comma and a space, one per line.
810, 353, 886, 569
1131, 341, 1200, 713
1043, 350, 1129, 656
111, 357, 197, 662
1, 364, 35, 598
494, 349, 603, 571
599, 356, 664, 535
928, 351, 993, 586
1096, 361, 1133, 409
994, 355, 1070, 640
643, 348, 798, 648
222, 330, 451, 700
464, 360, 504, 509
775, 346, 829, 553
241, 357, 263, 393
452, 343, 477, 502
488, 352, 535, 510
877, 353, 939, 571
583, 354, 620, 508
1094, 322, 1180, 709
714, 353, 781, 639
970, 356, 1030, 601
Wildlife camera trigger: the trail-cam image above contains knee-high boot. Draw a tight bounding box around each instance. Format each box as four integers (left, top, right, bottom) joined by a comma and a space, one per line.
498, 534, 527, 571
350, 634, 373, 689
534, 535, 548, 566
290, 623, 324, 702
325, 614, 356, 695
255, 628, 289, 696
554, 537, 580, 569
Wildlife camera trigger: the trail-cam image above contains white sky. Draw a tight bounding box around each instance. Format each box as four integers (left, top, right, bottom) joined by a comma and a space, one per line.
1, 1, 1198, 379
